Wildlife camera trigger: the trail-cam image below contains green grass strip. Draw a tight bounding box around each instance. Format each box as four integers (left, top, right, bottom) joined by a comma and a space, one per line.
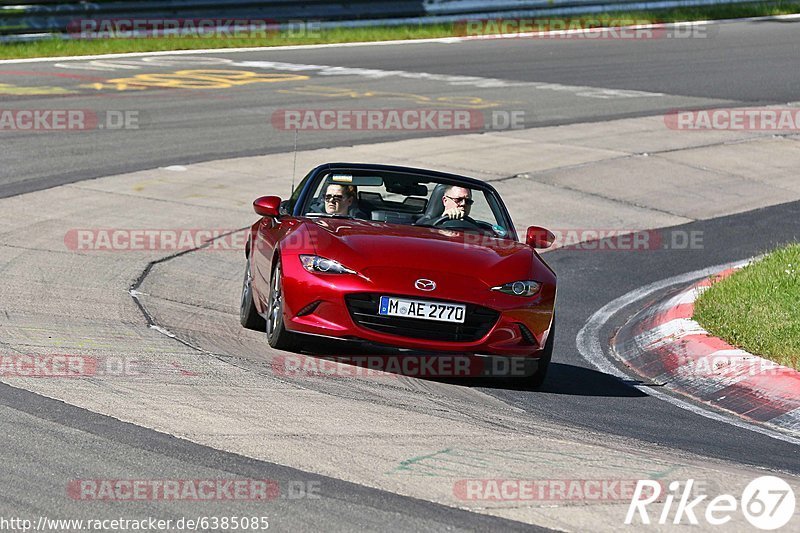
694, 243, 800, 370
1, 1, 799, 59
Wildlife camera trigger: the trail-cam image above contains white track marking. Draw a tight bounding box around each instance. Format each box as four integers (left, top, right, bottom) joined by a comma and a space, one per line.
44, 55, 663, 98
672, 349, 765, 394
149, 324, 177, 338
770, 409, 800, 433
634, 318, 708, 351
576, 259, 800, 445
663, 284, 708, 307
235, 59, 662, 96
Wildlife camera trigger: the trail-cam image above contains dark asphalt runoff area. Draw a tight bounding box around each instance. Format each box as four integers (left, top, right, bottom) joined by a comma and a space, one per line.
1, 15, 799, 531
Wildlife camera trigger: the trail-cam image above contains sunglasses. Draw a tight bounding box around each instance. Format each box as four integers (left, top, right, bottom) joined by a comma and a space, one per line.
324, 194, 347, 202
445, 195, 474, 206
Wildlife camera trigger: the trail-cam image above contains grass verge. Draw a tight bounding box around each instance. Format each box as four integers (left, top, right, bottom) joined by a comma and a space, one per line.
1, 1, 799, 59
694, 244, 800, 370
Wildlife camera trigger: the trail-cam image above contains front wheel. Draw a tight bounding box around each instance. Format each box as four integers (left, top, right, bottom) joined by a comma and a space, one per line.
527, 318, 554, 389
266, 260, 298, 351
240, 257, 266, 331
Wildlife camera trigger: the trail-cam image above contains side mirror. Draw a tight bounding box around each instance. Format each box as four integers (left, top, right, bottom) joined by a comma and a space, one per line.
253, 196, 282, 217
526, 226, 555, 249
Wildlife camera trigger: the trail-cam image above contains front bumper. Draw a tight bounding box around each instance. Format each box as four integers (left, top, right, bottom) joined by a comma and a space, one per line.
274, 261, 555, 357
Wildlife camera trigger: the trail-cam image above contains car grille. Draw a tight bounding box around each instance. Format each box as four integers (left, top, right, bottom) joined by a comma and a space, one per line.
345, 293, 499, 343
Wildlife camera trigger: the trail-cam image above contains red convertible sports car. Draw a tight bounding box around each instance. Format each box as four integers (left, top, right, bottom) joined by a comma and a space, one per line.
241, 163, 557, 385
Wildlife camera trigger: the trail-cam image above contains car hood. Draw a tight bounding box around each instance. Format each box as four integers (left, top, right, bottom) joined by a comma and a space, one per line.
303, 218, 538, 285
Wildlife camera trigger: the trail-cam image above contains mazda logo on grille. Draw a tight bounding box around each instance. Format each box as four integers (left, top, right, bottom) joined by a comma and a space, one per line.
415, 279, 436, 291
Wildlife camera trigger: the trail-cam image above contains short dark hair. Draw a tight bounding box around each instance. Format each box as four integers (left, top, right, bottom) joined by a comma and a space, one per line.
446, 185, 471, 197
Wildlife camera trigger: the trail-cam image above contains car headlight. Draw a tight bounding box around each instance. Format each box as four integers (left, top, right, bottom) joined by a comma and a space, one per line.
491, 280, 541, 297
300, 255, 356, 275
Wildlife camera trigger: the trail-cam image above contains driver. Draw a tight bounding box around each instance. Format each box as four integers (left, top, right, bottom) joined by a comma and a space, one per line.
441, 186, 473, 220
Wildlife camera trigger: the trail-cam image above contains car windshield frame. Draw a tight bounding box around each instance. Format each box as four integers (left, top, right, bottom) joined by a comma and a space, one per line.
293, 166, 518, 241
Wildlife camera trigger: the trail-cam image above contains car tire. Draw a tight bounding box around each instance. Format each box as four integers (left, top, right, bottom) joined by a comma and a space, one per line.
240, 257, 266, 331
265, 259, 297, 351
527, 317, 554, 389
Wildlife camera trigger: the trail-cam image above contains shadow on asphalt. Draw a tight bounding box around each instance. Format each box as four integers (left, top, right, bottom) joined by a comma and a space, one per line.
291, 337, 646, 398
473, 363, 647, 397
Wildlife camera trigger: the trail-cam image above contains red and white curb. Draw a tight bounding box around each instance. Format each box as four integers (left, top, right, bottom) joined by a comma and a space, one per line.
613, 265, 800, 436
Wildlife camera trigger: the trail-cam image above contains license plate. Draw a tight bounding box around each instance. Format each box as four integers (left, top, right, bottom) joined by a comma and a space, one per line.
378, 296, 466, 323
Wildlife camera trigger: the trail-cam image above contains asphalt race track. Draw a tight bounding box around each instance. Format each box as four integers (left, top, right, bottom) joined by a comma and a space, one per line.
2, 18, 800, 197
1, 17, 799, 532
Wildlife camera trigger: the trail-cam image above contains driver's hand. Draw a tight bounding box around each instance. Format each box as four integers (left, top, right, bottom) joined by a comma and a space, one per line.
443, 208, 464, 220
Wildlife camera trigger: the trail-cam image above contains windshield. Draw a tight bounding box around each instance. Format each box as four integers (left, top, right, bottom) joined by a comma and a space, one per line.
300, 170, 514, 239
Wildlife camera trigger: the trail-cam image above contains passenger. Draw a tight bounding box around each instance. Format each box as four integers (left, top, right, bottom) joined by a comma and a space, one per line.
441, 186, 474, 220
323, 184, 354, 215
322, 184, 368, 219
